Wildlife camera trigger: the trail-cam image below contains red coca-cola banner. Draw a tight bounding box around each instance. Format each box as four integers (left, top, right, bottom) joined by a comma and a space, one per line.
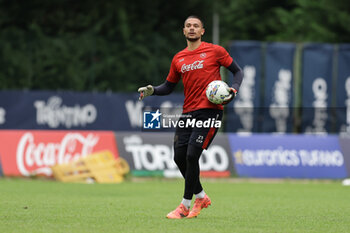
0, 130, 119, 177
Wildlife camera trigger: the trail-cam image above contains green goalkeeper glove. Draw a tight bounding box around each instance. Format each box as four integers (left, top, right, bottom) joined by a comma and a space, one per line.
138, 85, 154, 100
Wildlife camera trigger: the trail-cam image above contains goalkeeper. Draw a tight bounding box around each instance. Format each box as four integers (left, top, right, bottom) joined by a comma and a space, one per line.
138, 15, 243, 219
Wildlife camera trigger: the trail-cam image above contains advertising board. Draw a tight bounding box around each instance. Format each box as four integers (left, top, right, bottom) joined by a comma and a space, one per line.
115, 132, 235, 177
229, 134, 347, 178
0, 130, 119, 177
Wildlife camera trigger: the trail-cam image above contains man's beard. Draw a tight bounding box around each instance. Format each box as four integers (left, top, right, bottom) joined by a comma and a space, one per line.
186, 36, 201, 42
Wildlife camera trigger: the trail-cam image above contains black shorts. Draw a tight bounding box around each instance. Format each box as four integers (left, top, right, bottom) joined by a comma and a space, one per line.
174, 108, 223, 150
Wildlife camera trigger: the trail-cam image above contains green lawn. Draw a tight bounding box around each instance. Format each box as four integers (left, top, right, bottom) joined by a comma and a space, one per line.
0, 178, 349, 233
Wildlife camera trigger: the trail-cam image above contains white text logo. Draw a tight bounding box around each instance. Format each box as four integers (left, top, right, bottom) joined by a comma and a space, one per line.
234, 66, 256, 132
269, 69, 292, 132
34, 96, 97, 128
16, 132, 99, 176
123, 135, 229, 177
235, 148, 344, 167
181, 60, 204, 73
306, 78, 328, 134
0, 107, 5, 124
341, 77, 350, 134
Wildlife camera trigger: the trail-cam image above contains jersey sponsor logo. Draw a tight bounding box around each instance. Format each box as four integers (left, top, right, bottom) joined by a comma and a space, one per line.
196, 135, 204, 144
181, 60, 204, 73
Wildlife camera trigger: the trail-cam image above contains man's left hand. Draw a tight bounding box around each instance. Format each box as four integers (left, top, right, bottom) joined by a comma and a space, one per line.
222, 87, 237, 105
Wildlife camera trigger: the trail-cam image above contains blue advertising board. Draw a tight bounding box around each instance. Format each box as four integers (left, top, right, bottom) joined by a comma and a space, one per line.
338, 135, 350, 176
262, 42, 295, 133
115, 132, 236, 178
301, 43, 334, 133
0, 90, 184, 131
228, 134, 347, 179
336, 44, 350, 134
226, 41, 263, 133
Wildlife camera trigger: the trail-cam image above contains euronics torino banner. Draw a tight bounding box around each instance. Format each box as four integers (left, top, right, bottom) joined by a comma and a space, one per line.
115, 132, 235, 178
0, 130, 119, 177
229, 134, 348, 179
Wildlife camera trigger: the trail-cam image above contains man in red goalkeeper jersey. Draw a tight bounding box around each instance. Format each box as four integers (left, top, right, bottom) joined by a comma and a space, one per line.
138, 15, 243, 219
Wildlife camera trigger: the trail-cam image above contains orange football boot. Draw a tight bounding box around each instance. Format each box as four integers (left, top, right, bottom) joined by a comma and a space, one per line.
187, 194, 211, 218
166, 204, 189, 219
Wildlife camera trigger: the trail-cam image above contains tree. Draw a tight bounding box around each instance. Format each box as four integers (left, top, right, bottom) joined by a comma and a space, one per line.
1, 0, 349, 91
219, 0, 350, 45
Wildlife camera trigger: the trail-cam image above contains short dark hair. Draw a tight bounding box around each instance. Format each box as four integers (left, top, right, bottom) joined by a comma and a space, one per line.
184, 15, 204, 28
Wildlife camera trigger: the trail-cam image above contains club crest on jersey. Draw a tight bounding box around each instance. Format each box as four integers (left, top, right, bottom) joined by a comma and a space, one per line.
200, 53, 206, 58
181, 60, 204, 73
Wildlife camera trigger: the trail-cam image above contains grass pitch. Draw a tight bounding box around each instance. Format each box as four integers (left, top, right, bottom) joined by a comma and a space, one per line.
0, 178, 349, 233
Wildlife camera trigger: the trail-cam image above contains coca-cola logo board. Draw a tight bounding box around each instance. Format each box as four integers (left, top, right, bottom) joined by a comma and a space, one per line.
0, 130, 119, 177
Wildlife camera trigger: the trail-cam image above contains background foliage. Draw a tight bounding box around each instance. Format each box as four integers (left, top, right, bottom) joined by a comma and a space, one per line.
0, 0, 350, 92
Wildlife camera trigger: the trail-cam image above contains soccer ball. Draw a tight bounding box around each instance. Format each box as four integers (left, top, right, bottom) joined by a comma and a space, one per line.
206, 80, 231, 104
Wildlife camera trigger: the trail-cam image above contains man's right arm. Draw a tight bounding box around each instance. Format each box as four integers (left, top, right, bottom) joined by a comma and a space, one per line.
138, 80, 177, 100
153, 80, 177, 95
